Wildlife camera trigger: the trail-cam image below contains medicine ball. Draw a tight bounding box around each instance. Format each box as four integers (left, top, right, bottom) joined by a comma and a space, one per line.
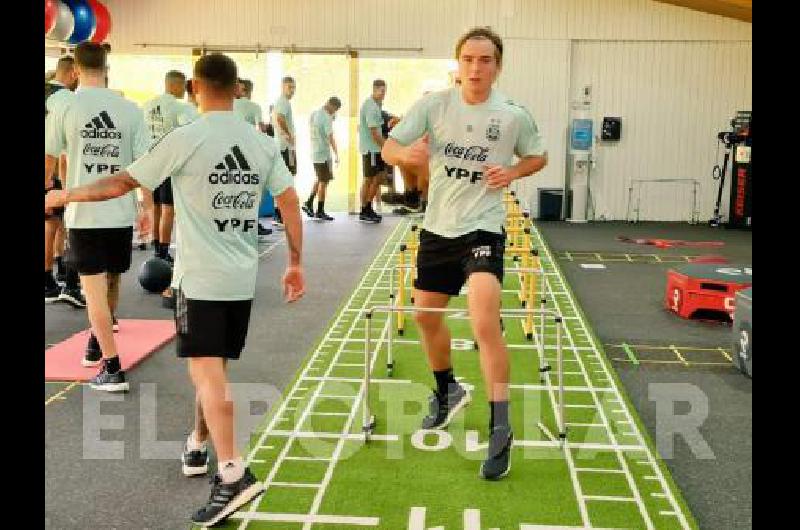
138, 257, 172, 293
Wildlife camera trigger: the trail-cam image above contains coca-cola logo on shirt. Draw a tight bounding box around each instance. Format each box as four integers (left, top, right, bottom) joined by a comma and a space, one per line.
443, 142, 489, 162
212, 191, 257, 210
83, 143, 120, 157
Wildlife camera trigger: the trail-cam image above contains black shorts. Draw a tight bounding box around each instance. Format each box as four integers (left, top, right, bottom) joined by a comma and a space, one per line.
362, 152, 386, 178
414, 229, 505, 296
153, 177, 174, 205
281, 149, 297, 175
174, 289, 253, 359
67, 227, 133, 275
45, 178, 64, 220
313, 161, 334, 183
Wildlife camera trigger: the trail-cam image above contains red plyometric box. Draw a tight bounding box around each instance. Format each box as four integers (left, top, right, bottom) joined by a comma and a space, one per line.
665, 264, 751, 319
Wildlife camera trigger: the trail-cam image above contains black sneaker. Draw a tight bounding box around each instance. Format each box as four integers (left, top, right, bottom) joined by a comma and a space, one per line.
191, 468, 264, 527
182, 441, 210, 477
301, 202, 315, 218
367, 207, 383, 222
162, 252, 174, 264
480, 426, 513, 480
59, 286, 86, 308
45, 284, 61, 303
316, 211, 334, 221
257, 224, 272, 237
421, 383, 471, 429
89, 363, 129, 392
55, 268, 67, 284
82, 334, 102, 367
358, 211, 376, 223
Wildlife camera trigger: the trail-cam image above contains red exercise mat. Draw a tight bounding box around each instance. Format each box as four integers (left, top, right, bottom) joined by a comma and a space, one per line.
45, 319, 175, 381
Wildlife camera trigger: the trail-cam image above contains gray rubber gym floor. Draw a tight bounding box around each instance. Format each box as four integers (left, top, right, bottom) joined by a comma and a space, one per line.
536, 221, 752, 530
45, 214, 400, 530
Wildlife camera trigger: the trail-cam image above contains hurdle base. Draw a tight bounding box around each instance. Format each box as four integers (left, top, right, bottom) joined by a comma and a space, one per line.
362, 416, 377, 442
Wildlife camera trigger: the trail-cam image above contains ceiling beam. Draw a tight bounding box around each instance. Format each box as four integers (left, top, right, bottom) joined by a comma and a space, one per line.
652, 0, 752, 22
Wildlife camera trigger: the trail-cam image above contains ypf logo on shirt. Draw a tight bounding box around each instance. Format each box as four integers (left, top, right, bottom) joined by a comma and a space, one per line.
81, 111, 122, 139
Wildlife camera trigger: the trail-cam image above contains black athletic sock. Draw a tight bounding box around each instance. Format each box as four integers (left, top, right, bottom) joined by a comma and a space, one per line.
306, 193, 316, 206
105, 355, 121, 374
317, 201, 325, 214
152, 238, 160, 250
489, 400, 510, 430
65, 265, 80, 289
55, 256, 64, 275
433, 368, 457, 396
45, 270, 57, 288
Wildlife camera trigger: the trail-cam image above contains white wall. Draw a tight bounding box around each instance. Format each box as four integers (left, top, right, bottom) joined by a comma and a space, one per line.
102, 0, 752, 221
571, 40, 752, 221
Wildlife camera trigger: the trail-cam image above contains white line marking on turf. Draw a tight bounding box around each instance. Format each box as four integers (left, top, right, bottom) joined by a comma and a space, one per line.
464, 508, 481, 530
230, 512, 380, 525
270, 481, 322, 488
583, 495, 637, 502
575, 468, 626, 474
537, 422, 557, 443
408, 507, 425, 530
265, 431, 399, 442
305, 376, 411, 384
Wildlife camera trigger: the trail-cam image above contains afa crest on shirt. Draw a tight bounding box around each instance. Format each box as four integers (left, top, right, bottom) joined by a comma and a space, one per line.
486, 119, 501, 141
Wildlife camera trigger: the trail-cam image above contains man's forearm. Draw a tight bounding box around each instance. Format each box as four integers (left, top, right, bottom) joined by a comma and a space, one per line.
275, 187, 303, 266
64, 172, 140, 204
381, 138, 405, 166
277, 116, 292, 141
370, 128, 384, 148
510, 155, 548, 180
139, 186, 154, 214
329, 136, 338, 158
45, 155, 58, 188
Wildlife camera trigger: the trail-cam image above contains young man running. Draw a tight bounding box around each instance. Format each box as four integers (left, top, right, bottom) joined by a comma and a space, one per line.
382, 27, 548, 480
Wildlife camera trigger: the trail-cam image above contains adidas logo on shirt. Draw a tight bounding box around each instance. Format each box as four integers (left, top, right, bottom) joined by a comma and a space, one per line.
81, 111, 122, 139
208, 145, 260, 185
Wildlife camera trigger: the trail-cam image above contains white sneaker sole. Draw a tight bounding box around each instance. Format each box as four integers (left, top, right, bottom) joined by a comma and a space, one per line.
199, 482, 265, 527
58, 294, 86, 308
81, 357, 102, 368
90, 381, 129, 392
182, 463, 209, 477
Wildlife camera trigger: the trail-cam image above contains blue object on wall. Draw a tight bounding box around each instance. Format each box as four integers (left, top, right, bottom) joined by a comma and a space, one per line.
570, 118, 593, 151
